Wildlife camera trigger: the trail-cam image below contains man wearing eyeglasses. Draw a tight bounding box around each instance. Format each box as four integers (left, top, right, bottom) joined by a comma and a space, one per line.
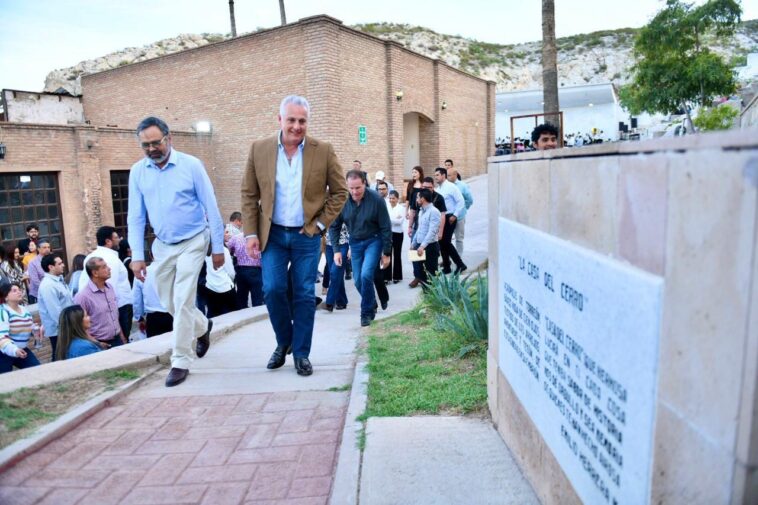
127, 117, 224, 387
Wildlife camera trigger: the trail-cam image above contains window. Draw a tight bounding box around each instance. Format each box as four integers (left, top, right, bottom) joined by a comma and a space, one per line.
110, 171, 155, 256
0, 173, 66, 261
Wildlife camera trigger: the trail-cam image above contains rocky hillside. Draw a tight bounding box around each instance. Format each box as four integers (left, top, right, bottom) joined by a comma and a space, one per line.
45, 20, 758, 96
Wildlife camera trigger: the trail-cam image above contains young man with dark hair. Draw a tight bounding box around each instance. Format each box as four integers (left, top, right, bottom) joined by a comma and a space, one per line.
26, 239, 51, 304
411, 188, 441, 287
433, 167, 467, 275
531, 123, 559, 150
79, 225, 134, 340
37, 253, 74, 360
17, 224, 40, 255
226, 211, 244, 237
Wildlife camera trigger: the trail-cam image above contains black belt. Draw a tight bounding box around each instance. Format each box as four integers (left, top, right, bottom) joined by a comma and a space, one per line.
272, 223, 302, 232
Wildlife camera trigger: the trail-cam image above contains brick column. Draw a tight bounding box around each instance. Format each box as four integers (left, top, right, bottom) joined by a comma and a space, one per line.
302, 16, 343, 156
385, 42, 404, 186
486, 81, 496, 159
74, 127, 105, 251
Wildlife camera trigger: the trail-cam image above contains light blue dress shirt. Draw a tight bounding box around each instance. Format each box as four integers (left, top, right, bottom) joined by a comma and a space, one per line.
127, 148, 224, 262
132, 276, 167, 320
436, 180, 465, 219
272, 133, 305, 227
38, 273, 74, 337
454, 180, 474, 220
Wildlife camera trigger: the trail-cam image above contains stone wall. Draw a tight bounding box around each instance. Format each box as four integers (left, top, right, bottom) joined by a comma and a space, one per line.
487, 130, 758, 504
2, 90, 85, 125
80, 15, 493, 214
0, 123, 212, 263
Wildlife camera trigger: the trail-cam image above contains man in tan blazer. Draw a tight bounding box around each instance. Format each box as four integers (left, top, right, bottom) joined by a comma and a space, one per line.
241, 95, 348, 376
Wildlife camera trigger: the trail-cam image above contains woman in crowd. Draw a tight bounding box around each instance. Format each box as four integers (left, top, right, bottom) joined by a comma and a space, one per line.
56, 305, 103, 360
387, 190, 405, 283
405, 165, 424, 216
203, 234, 237, 318
67, 254, 86, 297
21, 241, 37, 270
0, 279, 40, 373
1, 245, 28, 303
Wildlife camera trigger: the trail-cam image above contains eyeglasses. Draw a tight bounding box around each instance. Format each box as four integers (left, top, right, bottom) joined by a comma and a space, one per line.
140, 136, 167, 150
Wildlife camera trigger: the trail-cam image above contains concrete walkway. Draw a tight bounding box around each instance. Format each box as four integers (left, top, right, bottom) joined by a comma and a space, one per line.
0, 174, 537, 505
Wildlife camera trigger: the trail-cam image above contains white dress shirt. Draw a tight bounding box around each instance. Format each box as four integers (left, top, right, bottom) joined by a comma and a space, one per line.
78, 246, 133, 307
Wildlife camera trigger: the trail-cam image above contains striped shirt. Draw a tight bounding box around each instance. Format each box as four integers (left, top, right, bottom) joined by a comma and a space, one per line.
0, 304, 34, 349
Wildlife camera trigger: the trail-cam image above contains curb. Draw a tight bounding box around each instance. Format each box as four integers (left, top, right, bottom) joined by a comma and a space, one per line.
0, 364, 161, 474
0, 307, 270, 394
330, 360, 369, 505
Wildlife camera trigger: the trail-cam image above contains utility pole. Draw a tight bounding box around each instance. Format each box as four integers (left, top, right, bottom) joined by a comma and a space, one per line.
541, 0, 560, 127
279, 0, 287, 25
229, 0, 237, 37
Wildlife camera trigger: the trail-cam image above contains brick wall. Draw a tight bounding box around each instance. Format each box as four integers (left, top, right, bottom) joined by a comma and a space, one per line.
80, 15, 493, 217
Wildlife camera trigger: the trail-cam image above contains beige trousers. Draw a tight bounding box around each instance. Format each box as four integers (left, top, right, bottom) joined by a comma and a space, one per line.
454, 217, 466, 255
151, 229, 209, 369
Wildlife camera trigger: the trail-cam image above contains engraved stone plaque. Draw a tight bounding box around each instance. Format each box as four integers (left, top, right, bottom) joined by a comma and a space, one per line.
498, 218, 663, 505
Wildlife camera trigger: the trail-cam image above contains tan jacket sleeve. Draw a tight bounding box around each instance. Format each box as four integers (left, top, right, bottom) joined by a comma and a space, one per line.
315, 143, 348, 230
240, 141, 260, 237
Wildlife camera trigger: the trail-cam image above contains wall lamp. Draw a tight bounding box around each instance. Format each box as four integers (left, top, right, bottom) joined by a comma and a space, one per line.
0, 143, 5, 160
395, 90, 404, 101
441, 101, 448, 110
194, 121, 212, 133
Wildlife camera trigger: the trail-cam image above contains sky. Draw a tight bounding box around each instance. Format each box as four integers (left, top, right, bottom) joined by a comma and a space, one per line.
1, 0, 757, 92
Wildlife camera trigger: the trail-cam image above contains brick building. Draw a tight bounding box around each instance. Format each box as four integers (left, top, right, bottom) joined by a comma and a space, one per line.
0, 15, 494, 263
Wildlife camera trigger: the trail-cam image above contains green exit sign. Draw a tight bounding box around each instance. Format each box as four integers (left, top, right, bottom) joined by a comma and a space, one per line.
358, 125, 367, 145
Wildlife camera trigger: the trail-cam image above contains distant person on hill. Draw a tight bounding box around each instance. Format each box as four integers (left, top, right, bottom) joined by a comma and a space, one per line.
56, 305, 103, 360
531, 123, 559, 151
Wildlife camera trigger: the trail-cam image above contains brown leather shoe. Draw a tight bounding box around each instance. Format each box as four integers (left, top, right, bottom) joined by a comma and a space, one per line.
196, 320, 213, 358
165, 367, 189, 387
408, 278, 420, 288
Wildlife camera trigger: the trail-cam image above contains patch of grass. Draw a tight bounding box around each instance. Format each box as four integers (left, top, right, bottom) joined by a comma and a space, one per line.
0, 391, 56, 431
327, 384, 352, 392
357, 425, 366, 450
0, 368, 147, 448
363, 308, 487, 418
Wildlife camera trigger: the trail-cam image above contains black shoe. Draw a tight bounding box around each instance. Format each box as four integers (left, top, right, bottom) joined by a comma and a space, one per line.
345, 273, 352, 280
381, 299, 388, 310
322, 303, 334, 312
165, 368, 189, 387
442, 268, 452, 275
455, 264, 468, 275
315, 296, 323, 306
294, 357, 313, 376
336, 304, 347, 310
393, 280, 400, 284
196, 320, 213, 358
267, 345, 292, 369
361, 316, 371, 327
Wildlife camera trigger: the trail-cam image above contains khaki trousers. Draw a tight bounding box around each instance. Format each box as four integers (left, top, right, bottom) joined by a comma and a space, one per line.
151, 229, 209, 369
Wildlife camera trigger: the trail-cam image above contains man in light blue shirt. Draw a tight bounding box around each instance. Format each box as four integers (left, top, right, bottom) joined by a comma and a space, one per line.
37, 254, 74, 361
128, 116, 224, 387
444, 160, 474, 255
433, 167, 467, 274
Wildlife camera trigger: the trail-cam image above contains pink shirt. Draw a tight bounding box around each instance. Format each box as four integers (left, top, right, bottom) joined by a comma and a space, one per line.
226, 234, 261, 267
74, 281, 120, 341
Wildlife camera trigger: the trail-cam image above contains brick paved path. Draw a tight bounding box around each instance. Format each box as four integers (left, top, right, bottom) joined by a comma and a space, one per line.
0, 390, 348, 505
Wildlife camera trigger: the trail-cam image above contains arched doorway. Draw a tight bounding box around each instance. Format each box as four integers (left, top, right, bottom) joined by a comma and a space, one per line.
402, 112, 434, 179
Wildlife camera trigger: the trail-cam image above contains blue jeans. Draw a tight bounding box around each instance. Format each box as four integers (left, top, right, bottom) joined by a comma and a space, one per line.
262, 225, 321, 358
326, 243, 349, 307
236, 266, 264, 308
0, 348, 40, 373
350, 236, 383, 318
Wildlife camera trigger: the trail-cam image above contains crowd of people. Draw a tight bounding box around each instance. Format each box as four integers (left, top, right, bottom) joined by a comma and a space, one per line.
494, 125, 609, 154
0, 94, 480, 386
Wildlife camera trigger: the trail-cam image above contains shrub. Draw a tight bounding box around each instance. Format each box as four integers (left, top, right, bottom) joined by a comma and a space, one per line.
693, 104, 739, 131
423, 272, 489, 343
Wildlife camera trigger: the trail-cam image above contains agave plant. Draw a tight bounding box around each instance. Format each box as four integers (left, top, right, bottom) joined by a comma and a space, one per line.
424, 272, 489, 344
